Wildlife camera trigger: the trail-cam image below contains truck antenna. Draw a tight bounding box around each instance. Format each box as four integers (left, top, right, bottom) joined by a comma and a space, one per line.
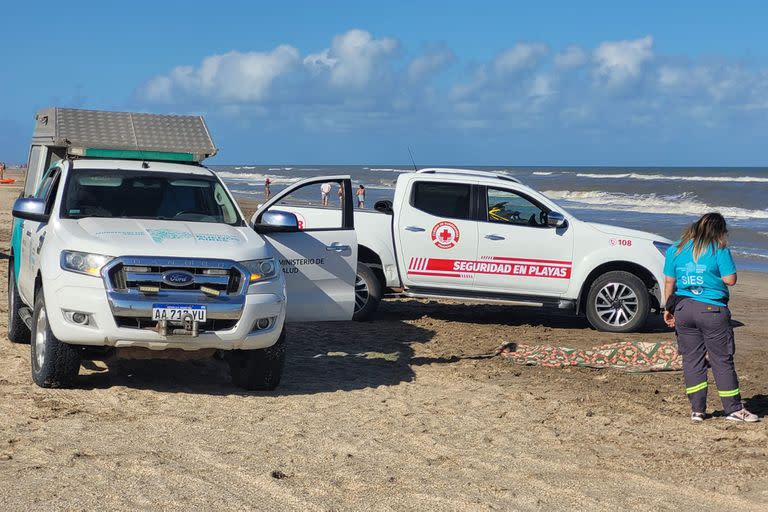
407, 146, 418, 172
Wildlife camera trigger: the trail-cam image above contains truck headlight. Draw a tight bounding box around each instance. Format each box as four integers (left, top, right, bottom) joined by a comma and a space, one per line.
60, 250, 114, 277
241, 258, 278, 283
653, 241, 672, 256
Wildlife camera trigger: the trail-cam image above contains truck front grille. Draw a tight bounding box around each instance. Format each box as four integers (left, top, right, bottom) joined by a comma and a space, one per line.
106, 261, 244, 295
102, 256, 249, 333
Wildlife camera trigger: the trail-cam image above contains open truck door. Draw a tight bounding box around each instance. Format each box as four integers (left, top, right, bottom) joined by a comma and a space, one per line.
253, 176, 357, 322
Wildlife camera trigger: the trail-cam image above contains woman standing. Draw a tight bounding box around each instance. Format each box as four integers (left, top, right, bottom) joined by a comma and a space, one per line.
663, 213, 758, 422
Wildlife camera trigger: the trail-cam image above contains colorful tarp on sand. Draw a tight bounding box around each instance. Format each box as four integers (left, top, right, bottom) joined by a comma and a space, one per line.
496, 341, 682, 372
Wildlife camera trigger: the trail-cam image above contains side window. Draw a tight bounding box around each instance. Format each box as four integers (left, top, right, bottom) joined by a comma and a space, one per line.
486, 187, 549, 227
24, 145, 45, 197
411, 181, 471, 220
267, 180, 346, 230
214, 183, 238, 224
44, 173, 61, 215
34, 170, 56, 200
35, 168, 60, 200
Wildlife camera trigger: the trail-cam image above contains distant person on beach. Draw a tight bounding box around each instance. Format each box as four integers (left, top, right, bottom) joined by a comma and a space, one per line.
264, 177, 271, 200
356, 184, 366, 208
663, 213, 758, 423
338, 184, 344, 205
320, 182, 331, 206
0, 162, 5, 180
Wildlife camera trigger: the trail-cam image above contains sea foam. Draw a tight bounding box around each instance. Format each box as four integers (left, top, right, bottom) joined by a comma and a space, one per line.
575, 172, 768, 183
543, 190, 768, 219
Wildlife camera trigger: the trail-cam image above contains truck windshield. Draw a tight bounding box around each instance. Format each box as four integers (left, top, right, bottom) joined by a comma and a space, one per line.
61, 169, 243, 226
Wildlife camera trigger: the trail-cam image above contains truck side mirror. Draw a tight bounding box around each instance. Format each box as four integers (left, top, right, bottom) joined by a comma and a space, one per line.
547, 211, 567, 229
12, 197, 49, 223
254, 210, 300, 233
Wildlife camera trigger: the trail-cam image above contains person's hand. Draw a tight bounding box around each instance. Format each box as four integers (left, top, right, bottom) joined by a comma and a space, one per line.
663, 310, 675, 328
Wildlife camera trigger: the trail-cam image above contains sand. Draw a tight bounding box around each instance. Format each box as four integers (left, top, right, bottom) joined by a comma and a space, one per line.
0, 169, 766, 511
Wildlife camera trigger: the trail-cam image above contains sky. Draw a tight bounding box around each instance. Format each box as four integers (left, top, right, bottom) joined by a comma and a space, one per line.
2, 0, 767, 166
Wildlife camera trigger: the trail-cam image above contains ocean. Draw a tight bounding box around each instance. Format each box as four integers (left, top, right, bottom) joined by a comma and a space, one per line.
211, 165, 768, 273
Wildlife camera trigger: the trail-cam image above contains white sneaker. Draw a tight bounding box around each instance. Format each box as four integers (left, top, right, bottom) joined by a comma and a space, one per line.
726, 408, 759, 423
690, 412, 706, 423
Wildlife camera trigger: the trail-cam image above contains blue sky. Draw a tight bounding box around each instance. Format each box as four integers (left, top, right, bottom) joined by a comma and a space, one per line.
2, 0, 767, 166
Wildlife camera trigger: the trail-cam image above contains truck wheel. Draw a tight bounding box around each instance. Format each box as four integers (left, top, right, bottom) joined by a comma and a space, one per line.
352, 263, 382, 321
7, 260, 30, 344
585, 271, 649, 333
226, 328, 286, 391
30, 291, 82, 388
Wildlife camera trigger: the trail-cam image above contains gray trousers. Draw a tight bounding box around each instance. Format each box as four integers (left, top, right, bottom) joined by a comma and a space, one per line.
674, 298, 742, 414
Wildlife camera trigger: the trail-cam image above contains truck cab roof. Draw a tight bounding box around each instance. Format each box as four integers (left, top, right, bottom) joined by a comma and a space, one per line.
416, 168, 522, 184
69, 158, 214, 176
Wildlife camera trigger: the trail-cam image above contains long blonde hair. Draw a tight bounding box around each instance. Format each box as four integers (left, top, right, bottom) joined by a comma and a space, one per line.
677, 212, 728, 261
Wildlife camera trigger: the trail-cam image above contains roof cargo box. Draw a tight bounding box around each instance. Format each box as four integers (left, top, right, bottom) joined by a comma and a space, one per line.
24, 107, 217, 196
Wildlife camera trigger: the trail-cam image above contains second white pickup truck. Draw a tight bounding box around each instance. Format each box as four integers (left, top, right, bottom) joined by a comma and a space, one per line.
272, 168, 673, 332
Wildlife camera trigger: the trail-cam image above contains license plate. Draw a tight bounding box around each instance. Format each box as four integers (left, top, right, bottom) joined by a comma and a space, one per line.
151, 304, 207, 322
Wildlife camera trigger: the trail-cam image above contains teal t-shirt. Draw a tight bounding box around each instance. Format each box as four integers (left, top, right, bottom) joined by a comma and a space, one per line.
663, 240, 737, 306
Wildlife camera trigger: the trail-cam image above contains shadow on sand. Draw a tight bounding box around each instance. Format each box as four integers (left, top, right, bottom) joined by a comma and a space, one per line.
73, 298, 672, 394
76, 318, 434, 395
379, 299, 672, 334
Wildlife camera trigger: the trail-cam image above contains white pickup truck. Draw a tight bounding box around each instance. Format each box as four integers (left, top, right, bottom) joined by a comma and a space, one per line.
8, 108, 357, 389
276, 168, 673, 332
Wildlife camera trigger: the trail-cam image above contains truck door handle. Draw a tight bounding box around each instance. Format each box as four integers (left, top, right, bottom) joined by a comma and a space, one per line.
484, 234, 506, 241
405, 226, 425, 232
326, 243, 351, 253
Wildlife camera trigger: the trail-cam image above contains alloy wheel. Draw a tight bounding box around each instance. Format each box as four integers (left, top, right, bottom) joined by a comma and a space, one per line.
354, 273, 370, 313
594, 282, 638, 327
34, 305, 48, 369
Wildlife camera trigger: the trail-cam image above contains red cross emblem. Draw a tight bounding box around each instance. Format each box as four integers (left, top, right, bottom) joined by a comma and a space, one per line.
431, 221, 460, 249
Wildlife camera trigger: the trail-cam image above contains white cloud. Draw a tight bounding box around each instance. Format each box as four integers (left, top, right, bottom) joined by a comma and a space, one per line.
307, 29, 398, 90
133, 29, 768, 141
493, 42, 549, 75
140, 45, 299, 103
141, 76, 173, 103
303, 49, 338, 75
408, 46, 456, 82
554, 46, 587, 69
593, 35, 654, 89
530, 74, 556, 98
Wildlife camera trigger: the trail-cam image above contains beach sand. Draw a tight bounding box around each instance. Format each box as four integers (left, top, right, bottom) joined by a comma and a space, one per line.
0, 170, 766, 510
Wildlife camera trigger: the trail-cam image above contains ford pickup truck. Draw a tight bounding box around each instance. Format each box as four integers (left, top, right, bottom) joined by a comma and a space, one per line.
8, 108, 357, 389
273, 168, 673, 332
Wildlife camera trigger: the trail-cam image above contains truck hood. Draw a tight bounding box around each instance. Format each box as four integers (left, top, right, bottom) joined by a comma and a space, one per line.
584, 222, 672, 243
57, 218, 269, 260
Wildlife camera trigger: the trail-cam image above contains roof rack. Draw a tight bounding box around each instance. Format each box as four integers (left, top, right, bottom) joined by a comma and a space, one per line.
416, 168, 521, 184
33, 107, 217, 163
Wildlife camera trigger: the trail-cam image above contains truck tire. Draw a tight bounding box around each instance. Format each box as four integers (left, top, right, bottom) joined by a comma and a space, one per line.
226, 328, 286, 391
7, 259, 30, 344
30, 290, 82, 388
586, 271, 649, 333
352, 263, 382, 321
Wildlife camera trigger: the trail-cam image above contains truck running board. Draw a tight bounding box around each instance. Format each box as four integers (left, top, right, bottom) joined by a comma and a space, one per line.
401, 288, 575, 310
19, 307, 33, 330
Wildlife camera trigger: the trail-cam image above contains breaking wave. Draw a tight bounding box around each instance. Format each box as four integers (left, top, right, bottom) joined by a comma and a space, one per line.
369, 168, 412, 173
215, 171, 300, 184
575, 172, 768, 183
532, 171, 554, 176
543, 190, 768, 220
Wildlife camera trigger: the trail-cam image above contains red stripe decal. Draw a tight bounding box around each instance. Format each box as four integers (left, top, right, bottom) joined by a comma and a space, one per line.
416, 258, 571, 279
